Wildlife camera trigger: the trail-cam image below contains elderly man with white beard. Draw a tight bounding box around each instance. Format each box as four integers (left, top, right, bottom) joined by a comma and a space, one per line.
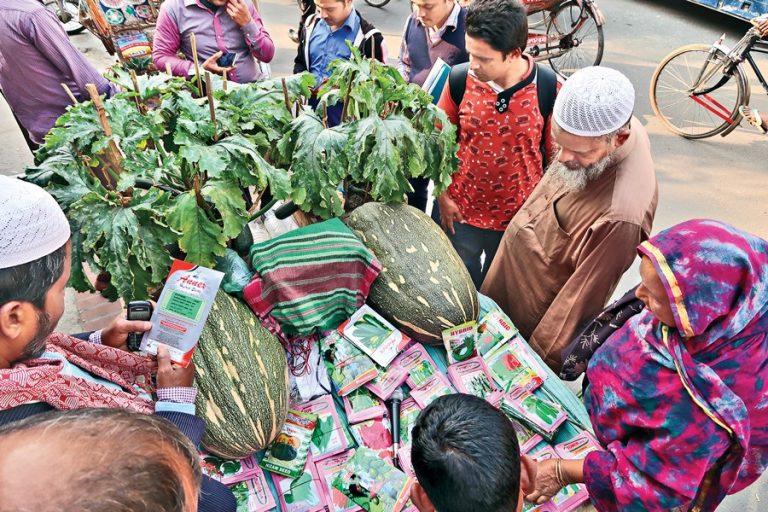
480, 66, 658, 372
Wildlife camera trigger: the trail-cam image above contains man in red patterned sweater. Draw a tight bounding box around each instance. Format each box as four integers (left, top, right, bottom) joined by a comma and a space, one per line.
434, 0, 557, 288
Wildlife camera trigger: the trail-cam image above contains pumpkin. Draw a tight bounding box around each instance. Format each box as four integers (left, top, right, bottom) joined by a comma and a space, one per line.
194, 291, 290, 459
344, 202, 479, 345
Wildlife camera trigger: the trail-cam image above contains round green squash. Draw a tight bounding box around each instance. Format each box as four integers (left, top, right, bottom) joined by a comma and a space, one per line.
194, 291, 289, 459
344, 202, 479, 345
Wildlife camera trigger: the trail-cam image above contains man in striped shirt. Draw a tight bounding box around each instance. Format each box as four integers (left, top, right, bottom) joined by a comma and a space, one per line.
0, 0, 116, 149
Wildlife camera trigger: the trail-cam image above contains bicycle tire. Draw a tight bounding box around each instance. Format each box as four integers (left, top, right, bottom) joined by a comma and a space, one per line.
364, 0, 391, 7
650, 44, 749, 139
46, 0, 86, 35
546, 0, 604, 77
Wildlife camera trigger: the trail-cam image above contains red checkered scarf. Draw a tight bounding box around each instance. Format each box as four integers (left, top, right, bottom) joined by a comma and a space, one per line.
0, 332, 155, 414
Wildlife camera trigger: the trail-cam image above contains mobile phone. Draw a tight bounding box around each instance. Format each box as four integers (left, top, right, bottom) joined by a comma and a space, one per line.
127, 300, 153, 352
217, 52, 237, 68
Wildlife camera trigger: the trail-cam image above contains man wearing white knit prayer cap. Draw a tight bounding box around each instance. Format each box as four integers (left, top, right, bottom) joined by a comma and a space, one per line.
481, 66, 658, 372
0, 176, 237, 511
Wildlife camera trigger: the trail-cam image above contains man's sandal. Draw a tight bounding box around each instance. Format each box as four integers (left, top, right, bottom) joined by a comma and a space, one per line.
739, 105, 767, 134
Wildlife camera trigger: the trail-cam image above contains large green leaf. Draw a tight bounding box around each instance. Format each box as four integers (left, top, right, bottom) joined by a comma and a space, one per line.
167, 191, 227, 267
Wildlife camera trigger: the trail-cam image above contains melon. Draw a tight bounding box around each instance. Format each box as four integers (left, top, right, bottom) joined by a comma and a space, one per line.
344, 202, 479, 345
194, 291, 289, 459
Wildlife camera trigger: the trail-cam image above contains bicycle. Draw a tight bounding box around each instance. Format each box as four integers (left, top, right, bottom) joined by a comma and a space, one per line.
650, 16, 768, 139
44, 0, 86, 35
524, 0, 605, 77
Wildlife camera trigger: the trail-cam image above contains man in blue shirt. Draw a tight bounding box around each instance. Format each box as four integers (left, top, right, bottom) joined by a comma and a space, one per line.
293, 0, 386, 125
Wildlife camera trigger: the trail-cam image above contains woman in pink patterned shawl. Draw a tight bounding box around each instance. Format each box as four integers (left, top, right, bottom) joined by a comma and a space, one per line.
527, 219, 768, 511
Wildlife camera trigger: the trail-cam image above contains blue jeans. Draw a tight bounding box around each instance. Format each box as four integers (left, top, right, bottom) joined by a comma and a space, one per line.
431, 204, 504, 289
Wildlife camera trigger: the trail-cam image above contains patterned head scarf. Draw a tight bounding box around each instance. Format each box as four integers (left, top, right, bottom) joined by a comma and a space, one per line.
638, 219, 768, 500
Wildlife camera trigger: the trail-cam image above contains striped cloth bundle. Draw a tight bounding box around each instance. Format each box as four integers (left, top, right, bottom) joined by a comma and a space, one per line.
243, 218, 382, 340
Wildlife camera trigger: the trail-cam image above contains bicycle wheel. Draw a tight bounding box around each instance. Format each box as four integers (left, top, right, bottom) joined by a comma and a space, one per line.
546, 0, 603, 77
650, 44, 748, 139
364, 0, 391, 7
47, 0, 86, 35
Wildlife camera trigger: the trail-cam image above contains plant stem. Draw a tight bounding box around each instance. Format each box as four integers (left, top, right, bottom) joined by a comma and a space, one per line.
248, 198, 278, 221
281, 78, 291, 112
341, 71, 357, 123
205, 72, 218, 142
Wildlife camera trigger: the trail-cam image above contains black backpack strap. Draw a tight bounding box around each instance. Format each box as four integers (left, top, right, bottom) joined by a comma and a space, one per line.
535, 64, 558, 166
448, 62, 470, 107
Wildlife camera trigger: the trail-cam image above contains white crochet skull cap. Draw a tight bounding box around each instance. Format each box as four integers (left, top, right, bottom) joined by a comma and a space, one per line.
0, 176, 70, 269
553, 66, 635, 137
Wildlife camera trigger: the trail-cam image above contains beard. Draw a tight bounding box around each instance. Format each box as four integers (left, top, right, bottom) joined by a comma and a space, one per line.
21, 310, 54, 360
548, 151, 615, 192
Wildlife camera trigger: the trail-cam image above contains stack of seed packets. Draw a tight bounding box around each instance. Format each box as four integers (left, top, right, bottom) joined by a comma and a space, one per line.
321, 331, 379, 397
497, 387, 568, 441
442, 321, 479, 363
294, 394, 353, 462
201, 454, 276, 512
332, 447, 414, 512
338, 305, 412, 367
447, 356, 497, 399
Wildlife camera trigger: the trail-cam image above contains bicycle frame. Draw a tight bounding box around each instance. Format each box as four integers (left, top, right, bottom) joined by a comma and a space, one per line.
684, 28, 766, 135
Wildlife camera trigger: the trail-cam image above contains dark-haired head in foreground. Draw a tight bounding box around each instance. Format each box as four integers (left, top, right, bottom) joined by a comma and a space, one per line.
0, 408, 202, 512
410, 393, 536, 512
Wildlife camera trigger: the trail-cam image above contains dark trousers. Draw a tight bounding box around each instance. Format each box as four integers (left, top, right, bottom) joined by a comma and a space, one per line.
407, 177, 430, 212
431, 203, 504, 289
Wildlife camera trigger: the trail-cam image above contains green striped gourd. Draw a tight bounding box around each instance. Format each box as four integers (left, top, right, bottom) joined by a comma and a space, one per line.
194, 291, 289, 459
344, 202, 479, 345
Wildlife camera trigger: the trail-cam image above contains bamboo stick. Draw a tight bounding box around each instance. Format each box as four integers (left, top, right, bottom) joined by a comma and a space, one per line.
190, 33, 203, 96
165, 62, 173, 76
61, 83, 78, 105
85, 84, 122, 190
129, 70, 146, 114
222, 69, 228, 92
205, 72, 217, 142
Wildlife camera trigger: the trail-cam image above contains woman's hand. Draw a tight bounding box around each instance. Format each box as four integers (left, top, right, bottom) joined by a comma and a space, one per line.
526, 458, 565, 504
437, 193, 464, 235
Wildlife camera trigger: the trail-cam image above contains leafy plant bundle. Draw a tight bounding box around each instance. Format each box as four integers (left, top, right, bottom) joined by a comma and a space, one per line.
277, 46, 460, 218
26, 71, 313, 301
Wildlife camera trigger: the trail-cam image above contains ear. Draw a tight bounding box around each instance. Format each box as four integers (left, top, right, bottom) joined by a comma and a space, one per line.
0, 302, 29, 341
410, 482, 437, 512
614, 128, 631, 147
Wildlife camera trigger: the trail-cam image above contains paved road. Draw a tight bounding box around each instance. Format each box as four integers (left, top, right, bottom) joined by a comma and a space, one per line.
1, 1, 766, 507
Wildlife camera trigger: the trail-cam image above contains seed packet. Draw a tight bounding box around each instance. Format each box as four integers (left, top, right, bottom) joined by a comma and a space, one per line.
332, 447, 414, 512
272, 453, 328, 512
140, 260, 224, 366
321, 331, 379, 396
200, 453, 262, 485
442, 321, 478, 364
227, 472, 277, 512
261, 409, 318, 479
295, 394, 351, 462
409, 373, 455, 409
528, 446, 589, 512
349, 417, 394, 465
554, 431, 601, 460
365, 365, 409, 400
487, 393, 543, 453
398, 398, 422, 448
484, 341, 544, 393
499, 387, 567, 440
397, 445, 415, 477
391, 344, 440, 389
508, 335, 549, 383
339, 305, 412, 367
447, 356, 497, 399
315, 450, 364, 512
342, 387, 387, 424
476, 309, 518, 356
